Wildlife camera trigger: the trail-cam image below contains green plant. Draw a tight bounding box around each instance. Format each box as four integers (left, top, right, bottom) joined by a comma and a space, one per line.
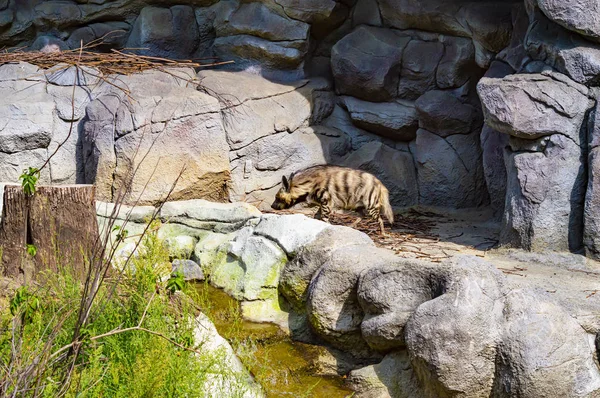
9, 286, 41, 324
166, 271, 185, 294
26, 243, 37, 257
19, 167, 40, 196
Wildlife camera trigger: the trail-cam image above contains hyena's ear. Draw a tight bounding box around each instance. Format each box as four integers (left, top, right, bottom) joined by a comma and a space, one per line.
282, 175, 290, 191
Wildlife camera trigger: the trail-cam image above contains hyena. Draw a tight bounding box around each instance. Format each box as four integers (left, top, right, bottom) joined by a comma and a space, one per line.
270, 165, 394, 235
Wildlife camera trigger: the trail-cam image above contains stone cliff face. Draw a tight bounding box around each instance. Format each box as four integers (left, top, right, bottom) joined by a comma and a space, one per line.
2, 0, 600, 256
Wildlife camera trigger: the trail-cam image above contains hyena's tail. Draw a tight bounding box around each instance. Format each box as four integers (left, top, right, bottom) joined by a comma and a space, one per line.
380, 186, 394, 225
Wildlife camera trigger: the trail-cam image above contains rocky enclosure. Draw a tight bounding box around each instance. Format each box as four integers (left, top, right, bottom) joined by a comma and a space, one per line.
97, 198, 600, 398
4, 0, 600, 256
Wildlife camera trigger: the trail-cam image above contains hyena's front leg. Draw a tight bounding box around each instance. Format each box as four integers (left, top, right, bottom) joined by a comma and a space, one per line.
315, 191, 332, 223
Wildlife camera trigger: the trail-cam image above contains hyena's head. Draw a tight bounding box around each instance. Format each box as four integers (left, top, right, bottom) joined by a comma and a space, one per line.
271, 175, 294, 210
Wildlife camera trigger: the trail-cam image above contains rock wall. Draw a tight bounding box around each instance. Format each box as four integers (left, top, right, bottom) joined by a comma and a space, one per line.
99, 198, 600, 398
3, 0, 600, 255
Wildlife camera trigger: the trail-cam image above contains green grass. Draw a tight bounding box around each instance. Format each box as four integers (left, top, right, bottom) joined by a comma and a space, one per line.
0, 227, 255, 398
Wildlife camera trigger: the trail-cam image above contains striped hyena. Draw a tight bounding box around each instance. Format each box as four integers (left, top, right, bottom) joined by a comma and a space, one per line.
270, 165, 394, 235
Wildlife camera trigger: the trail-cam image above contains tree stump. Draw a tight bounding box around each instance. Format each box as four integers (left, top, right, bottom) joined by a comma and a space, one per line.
0, 185, 99, 282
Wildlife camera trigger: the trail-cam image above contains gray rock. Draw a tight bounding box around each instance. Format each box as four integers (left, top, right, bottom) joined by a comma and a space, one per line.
537, 0, 600, 42
494, 289, 600, 397
198, 70, 312, 150
323, 105, 386, 151
161, 200, 261, 224
33, 1, 82, 28
81, 92, 120, 200
229, 126, 350, 208
126, 6, 199, 59
82, 69, 230, 205
0, 62, 43, 82
502, 134, 586, 252
477, 73, 592, 144
44, 64, 100, 86
331, 26, 410, 101
0, 149, 50, 184
436, 36, 479, 89
164, 235, 197, 260
275, 0, 347, 37
96, 201, 156, 222
279, 225, 374, 310
341, 96, 418, 141
0, 85, 53, 153
67, 21, 130, 50
172, 259, 205, 281
193, 232, 234, 274
415, 90, 478, 137
253, 214, 329, 256
30, 35, 68, 52
307, 245, 399, 358
211, 228, 287, 301
310, 90, 335, 125
412, 129, 488, 208
378, 0, 514, 55
398, 40, 444, 100
357, 259, 442, 351
405, 256, 504, 398
342, 141, 418, 208
348, 351, 423, 398
193, 312, 265, 398
525, 10, 600, 85
218, 2, 309, 41
481, 125, 509, 216
463, 2, 515, 53
213, 35, 307, 69
352, 0, 382, 27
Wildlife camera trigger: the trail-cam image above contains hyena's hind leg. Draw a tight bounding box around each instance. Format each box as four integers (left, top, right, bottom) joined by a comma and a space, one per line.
367, 207, 386, 236
314, 191, 332, 223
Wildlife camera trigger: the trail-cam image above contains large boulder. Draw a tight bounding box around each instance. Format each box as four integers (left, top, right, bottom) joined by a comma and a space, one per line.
253, 214, 329, 256
415, 90, 479, 137
404, 256, 505, 398
126, 6, 200, 59
331, 26, 410, 101
280, 226, 374, 310
478, 72, 592, 143
160, 199, 261, 232
82, 69, 230, 205
197, 70, 314, 150
412, 129, 488, 208
342, 141, 418, 208
502, 134, 586, 252
398, 39, 444, 100
525, 10, 600, 86
357, 259, 443, 352
378, 0, 515, 67
436, 36, 480, 89
323, 105, 388, 151
536, 0, 600, 43
198, 71, 350, 207
307, 245, 399, 358
213, 35, 307, 69
494, 289, 600, 397
216, 2, 309, 42
210, 227, 287, 301
341, 96, 418, 141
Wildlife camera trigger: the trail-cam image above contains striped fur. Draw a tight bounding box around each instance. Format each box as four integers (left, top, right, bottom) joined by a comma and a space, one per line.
271, 165, 394, 235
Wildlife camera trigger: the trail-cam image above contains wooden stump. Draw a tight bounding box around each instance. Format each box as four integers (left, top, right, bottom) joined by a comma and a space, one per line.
0, 185, 99, 282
